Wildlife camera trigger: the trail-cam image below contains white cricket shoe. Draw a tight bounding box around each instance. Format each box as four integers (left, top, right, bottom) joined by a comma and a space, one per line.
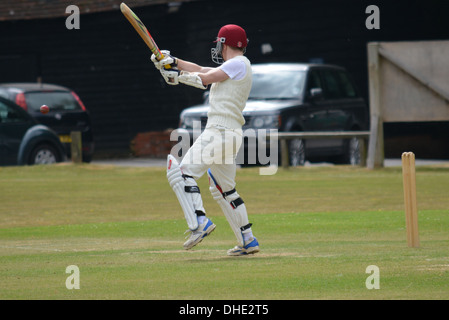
183, 218, 216, 250
227, 237, 260, 256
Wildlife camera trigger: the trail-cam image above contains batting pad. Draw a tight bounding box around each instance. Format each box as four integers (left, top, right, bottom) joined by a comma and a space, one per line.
208, 169, 249, 246
167, 155, 203, 231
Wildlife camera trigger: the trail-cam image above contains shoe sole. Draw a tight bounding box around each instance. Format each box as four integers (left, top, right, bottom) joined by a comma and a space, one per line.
184, 223, 216, 250
227, 245, 260, 256
246, 246, 260, 254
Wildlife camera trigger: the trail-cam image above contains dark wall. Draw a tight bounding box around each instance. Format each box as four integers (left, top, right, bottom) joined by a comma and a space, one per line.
1, 0, 448, 157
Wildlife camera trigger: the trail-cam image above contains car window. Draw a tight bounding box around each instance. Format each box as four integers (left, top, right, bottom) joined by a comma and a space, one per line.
337, 71, 358, 98
0, 101, 28, 123
0, 88, 11, 99
24, 91, 82, 112
321, 70, 345, 99
306, 70, 323, 91
249, 70, 306, 99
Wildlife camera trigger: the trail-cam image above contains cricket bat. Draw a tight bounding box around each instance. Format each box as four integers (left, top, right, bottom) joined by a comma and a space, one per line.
120, 2, 169, 66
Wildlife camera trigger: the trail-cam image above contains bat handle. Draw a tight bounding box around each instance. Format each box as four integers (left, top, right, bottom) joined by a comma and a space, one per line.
151, 48, 171, 70
159, 53, 173, 70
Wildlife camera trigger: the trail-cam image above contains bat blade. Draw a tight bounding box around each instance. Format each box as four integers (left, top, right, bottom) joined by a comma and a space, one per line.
120, 2, 165, 61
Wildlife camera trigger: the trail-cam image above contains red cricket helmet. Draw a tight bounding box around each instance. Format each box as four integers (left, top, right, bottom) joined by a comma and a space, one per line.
215, 24, 248, 48
211, 24, 248, 64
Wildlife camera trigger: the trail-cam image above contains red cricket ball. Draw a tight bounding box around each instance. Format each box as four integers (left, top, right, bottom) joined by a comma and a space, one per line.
40, 105, 50, 114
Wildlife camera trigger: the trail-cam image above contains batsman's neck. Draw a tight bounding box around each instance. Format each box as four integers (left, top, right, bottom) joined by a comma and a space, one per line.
223, 45, 244, 62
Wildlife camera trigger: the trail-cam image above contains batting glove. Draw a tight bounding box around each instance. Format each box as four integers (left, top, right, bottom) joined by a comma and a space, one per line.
179, 71, 207, 90
151, 50, 178, 70
160, 68, 180, 85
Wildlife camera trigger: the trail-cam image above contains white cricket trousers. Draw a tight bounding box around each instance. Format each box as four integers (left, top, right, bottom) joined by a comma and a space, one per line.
180, 125, 242, 191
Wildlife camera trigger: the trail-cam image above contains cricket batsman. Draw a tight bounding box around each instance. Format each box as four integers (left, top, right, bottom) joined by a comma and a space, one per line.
151, 24, 259, 256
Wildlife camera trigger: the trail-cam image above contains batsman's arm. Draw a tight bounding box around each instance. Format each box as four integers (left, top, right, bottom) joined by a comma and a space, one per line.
177, 59, 228, 86
198, 68, 228, 86
177, 59, 214, 74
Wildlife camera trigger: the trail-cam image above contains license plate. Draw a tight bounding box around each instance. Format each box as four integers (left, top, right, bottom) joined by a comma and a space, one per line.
59, 135, 72, 143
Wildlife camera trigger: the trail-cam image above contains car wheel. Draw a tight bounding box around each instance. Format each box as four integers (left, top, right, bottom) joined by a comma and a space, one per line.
28, 144, 61, 165
289, 138, 306, 166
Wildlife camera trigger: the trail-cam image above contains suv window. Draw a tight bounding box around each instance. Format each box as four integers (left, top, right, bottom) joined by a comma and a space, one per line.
306, 70, 323, 92
321, 69, 359, 99
337, 70, 358, 98
24, 91, 82, 112
321, 69, 344, 99
249, 70, 306, 99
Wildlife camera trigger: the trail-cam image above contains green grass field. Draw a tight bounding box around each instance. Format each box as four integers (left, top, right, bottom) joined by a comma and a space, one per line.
1, 162, 449, 300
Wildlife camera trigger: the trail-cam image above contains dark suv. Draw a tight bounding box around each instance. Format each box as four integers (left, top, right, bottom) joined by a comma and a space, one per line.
0, 83, 94, 162
178, 63, 369, 166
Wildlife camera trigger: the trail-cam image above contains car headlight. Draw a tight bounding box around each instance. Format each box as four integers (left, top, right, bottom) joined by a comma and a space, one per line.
250, 115, 280, 129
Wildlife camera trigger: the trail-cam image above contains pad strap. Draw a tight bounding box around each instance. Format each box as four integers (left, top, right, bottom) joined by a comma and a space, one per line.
230, 197, 244, 209
208, 171, 244, 208
223, 189, 236, 197
185, 186, 200, 193
220, 188, 244, 209
183, 174, 201, 194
